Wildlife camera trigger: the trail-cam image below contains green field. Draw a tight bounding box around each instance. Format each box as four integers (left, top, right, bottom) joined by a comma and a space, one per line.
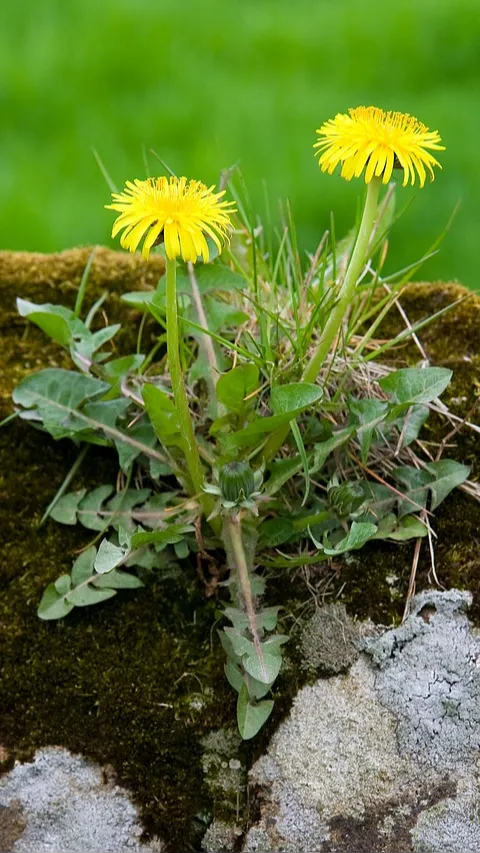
2, 0, 479, 287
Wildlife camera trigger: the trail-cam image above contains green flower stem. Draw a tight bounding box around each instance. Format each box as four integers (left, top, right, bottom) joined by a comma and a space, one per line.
224, 513, 266, 680
165, 256, 218, 528
262, 177, 381, 465
302, 176, 382, 383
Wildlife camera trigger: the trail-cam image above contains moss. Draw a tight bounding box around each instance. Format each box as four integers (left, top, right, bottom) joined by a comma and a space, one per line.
1, 257, 480, 850
379, 282, 480, 362
0, 248, 234, 851
0, 426, 235, 850
0, 246, 164, 301
0, 247, 165, 417
299, 604, 360, 675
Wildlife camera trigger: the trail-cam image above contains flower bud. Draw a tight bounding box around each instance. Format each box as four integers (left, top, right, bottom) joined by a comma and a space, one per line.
219, 461, 255, 504
328, 482, 365, 518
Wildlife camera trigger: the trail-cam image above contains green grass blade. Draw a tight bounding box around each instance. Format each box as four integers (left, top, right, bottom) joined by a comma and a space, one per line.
39, 444, 90, 527
0, 411, 19, 429
149, 150, 177, 177
91, 148, 118, 193
74, 246, 97, 318
290, 418, 310, 506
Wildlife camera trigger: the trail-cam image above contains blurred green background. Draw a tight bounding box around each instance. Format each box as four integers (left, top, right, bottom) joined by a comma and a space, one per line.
2, 0, 478, 287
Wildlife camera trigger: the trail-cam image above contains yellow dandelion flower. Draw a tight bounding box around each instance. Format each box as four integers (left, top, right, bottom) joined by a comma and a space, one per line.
314, 106, 445, 188
106, 176, 236, 263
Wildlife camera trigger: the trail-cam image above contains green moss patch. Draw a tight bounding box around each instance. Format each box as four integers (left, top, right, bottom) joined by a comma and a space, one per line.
0, 247, 165, 417
0, 429, 236, 850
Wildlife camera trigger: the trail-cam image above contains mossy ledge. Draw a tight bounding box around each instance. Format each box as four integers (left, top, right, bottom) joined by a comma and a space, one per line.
1, 252, 479, 850
0, 247, 165, 413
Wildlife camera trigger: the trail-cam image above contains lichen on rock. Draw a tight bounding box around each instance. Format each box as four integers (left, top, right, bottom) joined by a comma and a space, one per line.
201, 728, 246, 818
244, 589, 480, 853
365, 589, 480, 770
0, 747, 163, 852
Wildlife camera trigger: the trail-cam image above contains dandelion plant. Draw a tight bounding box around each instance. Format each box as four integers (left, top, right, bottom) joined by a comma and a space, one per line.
10, 105, 475, 740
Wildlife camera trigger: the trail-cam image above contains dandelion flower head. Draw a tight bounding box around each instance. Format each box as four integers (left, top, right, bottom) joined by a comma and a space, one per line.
314, 106, 445, 187
106, 175, 236, 263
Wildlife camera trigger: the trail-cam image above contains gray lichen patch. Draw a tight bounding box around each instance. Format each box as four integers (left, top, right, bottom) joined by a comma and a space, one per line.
201, 729, 246, 811
243, 658, 450, 852
200, 729, 246, 847
0, 747, 163, 852
365, 589, 480, 769
411, 775, 480, 853
248, 657, 442, 824
242, 590, 480, 853
201, 819, 244, 853
299, 603, 360, 675
251, 784, 328, 853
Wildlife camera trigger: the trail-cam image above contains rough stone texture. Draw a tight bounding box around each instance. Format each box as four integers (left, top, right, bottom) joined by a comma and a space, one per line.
365, 589, 480, 770
241, 590, 480, 853
0, 747, 162, 852
201, 819, 243, 853
299, 604, 360, 675
411, 775, 480, 853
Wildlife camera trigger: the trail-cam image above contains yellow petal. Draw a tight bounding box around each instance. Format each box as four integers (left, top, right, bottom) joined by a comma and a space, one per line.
142, 219, 166, 258
179, 229, 197, 263
164, 223, 180, 260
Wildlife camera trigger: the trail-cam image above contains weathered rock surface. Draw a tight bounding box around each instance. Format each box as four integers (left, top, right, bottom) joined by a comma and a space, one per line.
238, 590, 480, 853
0, 747, 163, 852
